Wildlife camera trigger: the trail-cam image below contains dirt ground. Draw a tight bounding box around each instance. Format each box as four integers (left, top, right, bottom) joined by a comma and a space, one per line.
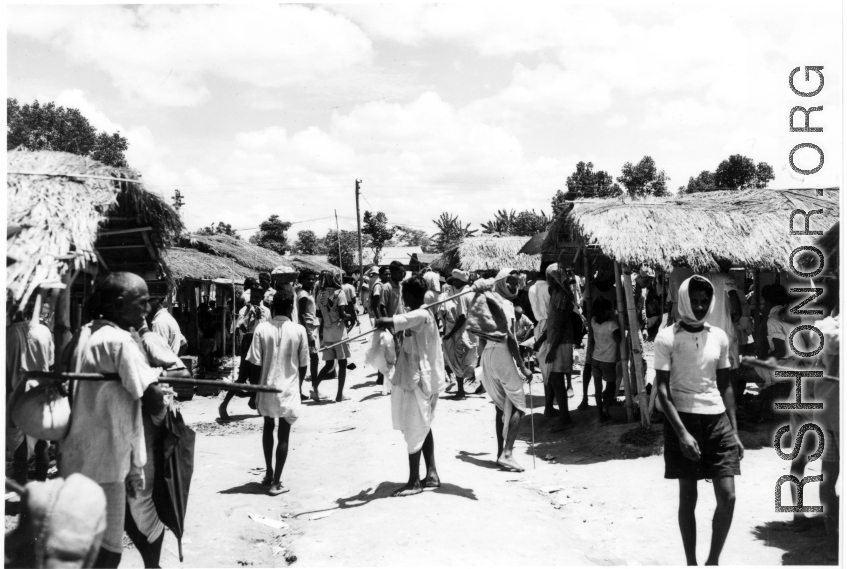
6, 317, 839, 567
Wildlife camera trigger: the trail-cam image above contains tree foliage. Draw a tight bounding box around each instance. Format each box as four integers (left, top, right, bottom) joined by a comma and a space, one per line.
324, 229, 360, 271
292, 230, 325, 255
392, 226, 432, 253
617, 156, 669, 198
249, 214, 292, 255
481, 209, 550, 236
7, 98, 130, 168
679, 155, 775, 193
431, 212, 477, 253
362, 211, 395, 265
196, 221, 240, 238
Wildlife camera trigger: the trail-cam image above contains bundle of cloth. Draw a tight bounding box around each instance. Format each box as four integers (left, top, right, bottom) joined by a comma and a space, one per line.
465, 269, 524, 342
365, 330, 397, 379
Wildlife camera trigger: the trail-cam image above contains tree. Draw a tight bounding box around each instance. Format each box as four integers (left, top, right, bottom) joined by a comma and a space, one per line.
362, 211, 395, 265
481, 209, 516, 234
249, 214, 292, 255
7, 98, 130, 168
551, 162, 622, 216
679, 155, 775, 193
292, 230, 325, 255
196, 221, 240, 238
324, 229, 359, 270
512, 209, 550, 236
393, 226, 432, 253
431, 212, 477, 253
714, 154, 775, 190
617, 156, 669, 198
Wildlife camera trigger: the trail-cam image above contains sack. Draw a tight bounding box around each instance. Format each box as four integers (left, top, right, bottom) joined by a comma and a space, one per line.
4, 474, 107, 568
365, 330, 396, 377
11, 383, 71, 441
466, 292, 510, 343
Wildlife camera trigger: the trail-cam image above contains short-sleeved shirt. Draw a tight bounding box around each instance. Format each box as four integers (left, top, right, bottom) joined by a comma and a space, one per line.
237, 304, 270, 334
6, 321, 54, 392
591, 319, 619, 363
60, 321, 160, 483
318, 288, 349, 344
263, 287, 277, 307
246, 316, 309, 423
343, 283, 357, 305
150, 308, 185, 354
392, 309, 446, 396
654, 323, 730, 414
380, 281, 405, 317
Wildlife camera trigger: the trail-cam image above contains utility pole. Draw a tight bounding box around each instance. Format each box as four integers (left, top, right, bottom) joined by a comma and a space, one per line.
334, 209, 343, 272
172, 189, 184, 212
355, 179, 363, 292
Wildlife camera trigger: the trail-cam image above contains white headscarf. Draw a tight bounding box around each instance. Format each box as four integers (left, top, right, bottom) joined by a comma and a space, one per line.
677, 275, 715, 327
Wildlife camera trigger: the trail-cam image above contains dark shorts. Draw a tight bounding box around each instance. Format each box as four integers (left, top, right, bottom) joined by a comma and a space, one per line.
664, 412, 741, 480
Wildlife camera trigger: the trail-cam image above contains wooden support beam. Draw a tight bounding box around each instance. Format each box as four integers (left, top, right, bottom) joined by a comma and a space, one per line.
621, 269, 650, 427
98, 226, 153, 237
141, 230, 158, 261
96, 244, 148, 251
613, 262, 634, 423
94, 250, 110, 272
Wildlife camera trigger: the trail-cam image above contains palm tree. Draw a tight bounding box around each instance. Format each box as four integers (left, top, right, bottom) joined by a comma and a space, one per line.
431, 212, 477, 253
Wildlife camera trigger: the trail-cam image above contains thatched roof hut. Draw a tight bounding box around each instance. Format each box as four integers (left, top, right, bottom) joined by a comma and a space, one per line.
430, 236, 541, 273
286, 255, 337, 273
7, 150, 183, 311
541, 188, 839, 272
161, 247, 259, 283
177, 234, 294, 273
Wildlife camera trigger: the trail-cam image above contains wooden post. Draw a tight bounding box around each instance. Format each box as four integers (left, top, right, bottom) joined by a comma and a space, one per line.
219, 285, 227, 359
54, 270, 79, 356
583, 252, 594, 383
355, 179, 363, 292
752, 268, 761, 337
613, 262, 634, 422
622, 269, 650, 427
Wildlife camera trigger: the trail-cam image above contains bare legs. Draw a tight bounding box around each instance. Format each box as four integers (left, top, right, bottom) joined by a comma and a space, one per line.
549, 372, 573, 431
393, 431, 439, 497
496, 406, 525, 471
300, 353, 318, 399
677, 477, 736, 566
314, 358, 348, 402
578, 364, 592, 410
263, 417, 291, 495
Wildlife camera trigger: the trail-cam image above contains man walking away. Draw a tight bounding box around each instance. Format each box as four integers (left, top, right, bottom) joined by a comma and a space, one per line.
316, 271, 356, 402
371, 266, 390, 385
297, 271, 320, 401
148, 297, 187, 356
441, 269, 477, 398
655, 275, 742, 566
246, 290, 309, 496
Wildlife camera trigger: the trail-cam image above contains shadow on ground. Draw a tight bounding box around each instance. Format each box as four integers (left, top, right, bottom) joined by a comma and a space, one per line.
752, 519, 837, 565
218, 482, 272, 495
455, 450, 503, 471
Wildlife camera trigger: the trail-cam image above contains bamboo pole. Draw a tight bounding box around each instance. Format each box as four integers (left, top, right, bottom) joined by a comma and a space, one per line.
24, 371, 283, 393
621, 269, 649, 427
613, 262, 634, 422
753, 269, 761, 354
583, 251, 594, 385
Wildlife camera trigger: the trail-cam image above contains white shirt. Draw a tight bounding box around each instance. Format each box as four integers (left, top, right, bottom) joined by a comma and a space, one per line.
528, 281, 550, 322
246, 316, 309, 423
6, 321, 54, 392
654, 323, 730, 414
591, 319, 619, 363
60, 321, 160, 483
150, 308, 185, 355
392, 309, 446, 397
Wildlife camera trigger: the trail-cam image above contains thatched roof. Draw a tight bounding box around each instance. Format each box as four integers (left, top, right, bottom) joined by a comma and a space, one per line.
286, 255, 337, 273
430, 236, 541, 272
162, 247, 258, 283
7, 150, 183, 310
541, 188, 839, 272
361, 246, 424, 266
180, 234, 294, 272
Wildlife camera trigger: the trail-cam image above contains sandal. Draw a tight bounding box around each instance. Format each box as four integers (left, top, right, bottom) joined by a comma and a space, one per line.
268, 484, 289, 496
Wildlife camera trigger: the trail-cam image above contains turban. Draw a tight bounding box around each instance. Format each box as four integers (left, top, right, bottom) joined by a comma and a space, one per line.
451, 269, 470, 283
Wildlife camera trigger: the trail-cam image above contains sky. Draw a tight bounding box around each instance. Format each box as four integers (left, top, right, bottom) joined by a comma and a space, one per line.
6, 2, 843, 241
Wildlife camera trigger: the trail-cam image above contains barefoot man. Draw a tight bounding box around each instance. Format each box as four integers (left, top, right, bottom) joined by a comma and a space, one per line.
655, 275, 742, 566
474, 268, 534, 471
246, 289, 309, 496
374, 275, 445, 497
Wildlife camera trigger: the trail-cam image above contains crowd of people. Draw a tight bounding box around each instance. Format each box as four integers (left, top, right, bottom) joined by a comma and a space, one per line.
5, 254, 839, 567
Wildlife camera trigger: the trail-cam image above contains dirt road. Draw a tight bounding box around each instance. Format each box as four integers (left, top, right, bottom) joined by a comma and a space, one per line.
112, 319, 833, 567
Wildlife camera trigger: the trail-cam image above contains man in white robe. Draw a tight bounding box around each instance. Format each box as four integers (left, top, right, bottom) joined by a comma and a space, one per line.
375, 275, 446, 497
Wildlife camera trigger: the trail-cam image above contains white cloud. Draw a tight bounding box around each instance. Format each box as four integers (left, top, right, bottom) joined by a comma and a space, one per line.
9, 5, 374, 106
605, 114, 628, 128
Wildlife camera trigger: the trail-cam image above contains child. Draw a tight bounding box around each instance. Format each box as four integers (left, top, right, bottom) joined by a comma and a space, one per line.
374, 276, 446, 496
590, 297, 621, 422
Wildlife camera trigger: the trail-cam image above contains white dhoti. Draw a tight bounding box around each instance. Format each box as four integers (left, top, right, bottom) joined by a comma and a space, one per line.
391, 385, 437, 454
533, 320, 551, 384
480, 343, 527, 441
